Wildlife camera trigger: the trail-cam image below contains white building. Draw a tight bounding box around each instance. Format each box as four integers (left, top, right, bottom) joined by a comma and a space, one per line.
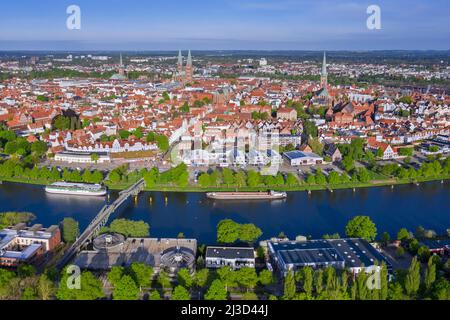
283, 151, 323, 166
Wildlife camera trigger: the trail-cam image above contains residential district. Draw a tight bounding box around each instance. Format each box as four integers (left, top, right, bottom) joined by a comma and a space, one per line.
0, 51, 449, 300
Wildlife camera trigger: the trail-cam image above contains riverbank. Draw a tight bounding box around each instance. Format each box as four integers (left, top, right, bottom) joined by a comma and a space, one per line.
1, 174, 449, 193
110, 175, 450, 193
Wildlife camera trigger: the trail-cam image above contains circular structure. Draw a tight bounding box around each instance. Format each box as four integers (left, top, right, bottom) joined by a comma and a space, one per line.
93, 233, 125, 251
160, 246, 195, 274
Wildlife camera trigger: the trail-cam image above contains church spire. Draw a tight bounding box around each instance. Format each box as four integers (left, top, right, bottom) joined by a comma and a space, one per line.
320, 51, 328, 88
177, 50, 183, 67
120, 53, 123, 67
187, 50, 192, 67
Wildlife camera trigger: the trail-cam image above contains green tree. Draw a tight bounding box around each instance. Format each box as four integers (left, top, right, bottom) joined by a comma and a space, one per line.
239, 223, 262, 243
37, 274, 55, 300
129, 262, 153, 288
107, 219, 149, 237
171, 285, 190, 300
57, 270, 105, 300
113, 275, 139, 300
397, 228, 411, 241
236, 267, 258, 290
177, 268, 194, 289
144, 167, 159, 187
30, 141, 48, 156
283, 270, 296, 300
217, 219, 240, 243
90, 153, 100, 164
61, 217, 80, 243
149, 290, 162, 300
222, 168, 235, 186
157, 271, 172, 289
194, 269, 209, 288
204, 280, 228, 300
424, 256, 436, 292
404, 257, 421, 297
108, 266, 125, 288
258, 270, 274, 286
345, 216, 377, 241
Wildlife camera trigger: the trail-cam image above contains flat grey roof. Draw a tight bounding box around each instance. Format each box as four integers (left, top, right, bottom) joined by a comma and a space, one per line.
206, 246, 254, 260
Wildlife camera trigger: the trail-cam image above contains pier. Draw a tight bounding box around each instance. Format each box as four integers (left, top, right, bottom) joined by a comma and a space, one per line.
56, 179, 146, 270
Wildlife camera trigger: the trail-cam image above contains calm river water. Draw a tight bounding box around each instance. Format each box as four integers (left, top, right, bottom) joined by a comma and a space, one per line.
0, 181, 448, 243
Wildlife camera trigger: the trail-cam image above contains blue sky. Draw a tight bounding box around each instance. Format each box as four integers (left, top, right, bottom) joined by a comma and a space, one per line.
0, 0, 449, 50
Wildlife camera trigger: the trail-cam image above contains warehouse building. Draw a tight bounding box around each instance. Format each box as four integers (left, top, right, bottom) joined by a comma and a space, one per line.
268, 238, 392, 277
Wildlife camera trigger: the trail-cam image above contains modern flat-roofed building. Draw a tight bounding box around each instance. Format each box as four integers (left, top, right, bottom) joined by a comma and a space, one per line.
268, 238, 392, 277
283, 150, 323, 166
205, 246, 255, 270
0, 224, 61, 267
268, 240, 345, 276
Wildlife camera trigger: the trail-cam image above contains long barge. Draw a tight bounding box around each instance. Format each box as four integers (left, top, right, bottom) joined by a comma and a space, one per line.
206, 190, 287, 200
45, 182, 107, 196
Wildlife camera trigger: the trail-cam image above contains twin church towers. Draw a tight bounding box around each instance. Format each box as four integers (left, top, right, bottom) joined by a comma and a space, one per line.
175, 50, 193, 84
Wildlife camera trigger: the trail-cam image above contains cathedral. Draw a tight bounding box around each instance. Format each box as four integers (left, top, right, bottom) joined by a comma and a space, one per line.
312, 52, 332, 106
175, 50, 193, 84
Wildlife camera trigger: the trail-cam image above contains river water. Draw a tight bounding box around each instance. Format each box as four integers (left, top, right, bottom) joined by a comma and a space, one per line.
0, 181, 448, 243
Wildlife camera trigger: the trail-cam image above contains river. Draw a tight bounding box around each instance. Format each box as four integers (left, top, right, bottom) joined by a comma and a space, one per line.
0, 181, 448, 243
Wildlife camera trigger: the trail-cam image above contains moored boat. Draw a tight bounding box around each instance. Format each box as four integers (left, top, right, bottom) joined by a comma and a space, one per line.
206, 190, 287, 200
45, 182, 107, 196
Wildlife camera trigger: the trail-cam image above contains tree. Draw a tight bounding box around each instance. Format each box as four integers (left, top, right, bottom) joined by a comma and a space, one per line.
217, 219, 240, 243
397, 228, 411, 241
108, 266, 125, 288
222, 168, 235, 186
37, 274, 55, 300
129, 263, 153, 288
234, 171, 247, 187
198, 173, 211, 188
17, 264, 36, 278
106, 219, 149, 237
113, 275, 139, 300
309, 137, 324, 155
90, 153, 100, 164
53, 116, 71, 130
404, 257, 421, 297
177, 268, 194, 289
109, 171, 121, 184
144, 167, 159, 187
149, 290, 162, 300
155, 134, 169, 152
194, 269, 209, 288
31, 141, 48, 156
239, 223, 262, 243
258, 270, 274, 286
91, 170, 103, 184
57, 270, 105, 300
171, 285, 190, 300
81, 170, 92, 183
204, 280, 228, 300
424, 257, 436, 292
345, 216, 377, 242
301, 267, 314, 297
61, 218, 80, 243
286, 173, 299, 186
157, 271, 172, 289
431, 278, 450, 300
283, 270, 296, 300
236, 267, 258, 290
381, 232, 391, 246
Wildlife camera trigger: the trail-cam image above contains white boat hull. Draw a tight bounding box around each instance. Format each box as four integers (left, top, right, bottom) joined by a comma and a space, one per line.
45, 187, 107, 196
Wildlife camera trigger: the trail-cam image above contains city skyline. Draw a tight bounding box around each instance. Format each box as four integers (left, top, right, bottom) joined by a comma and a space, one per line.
0, 0, 449, 50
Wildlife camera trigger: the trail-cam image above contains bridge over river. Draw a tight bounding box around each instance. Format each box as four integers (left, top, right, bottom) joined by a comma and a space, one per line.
56, 179, 146, 270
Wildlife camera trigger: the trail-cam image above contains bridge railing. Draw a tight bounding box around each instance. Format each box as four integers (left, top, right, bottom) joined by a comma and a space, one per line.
56, 178, 146, 270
